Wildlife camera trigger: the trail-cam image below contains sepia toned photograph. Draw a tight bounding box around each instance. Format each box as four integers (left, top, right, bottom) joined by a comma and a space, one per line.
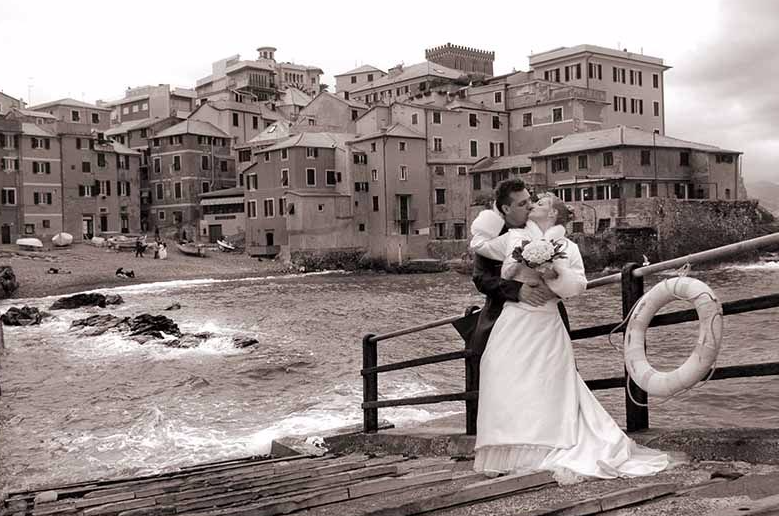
1, 1, 779, 514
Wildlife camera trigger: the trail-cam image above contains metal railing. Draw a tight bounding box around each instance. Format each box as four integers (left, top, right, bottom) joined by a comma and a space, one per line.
361, 232, 779, 434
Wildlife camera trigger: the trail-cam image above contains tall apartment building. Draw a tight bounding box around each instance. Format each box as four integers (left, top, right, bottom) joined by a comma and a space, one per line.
425, 43, 495, 77
29, 98, 111, 133
334, 65, 387, 98
0, 118, 23, 243
98, 84, 195, 125
528, 45, 669, 135
145, 120, 235, 239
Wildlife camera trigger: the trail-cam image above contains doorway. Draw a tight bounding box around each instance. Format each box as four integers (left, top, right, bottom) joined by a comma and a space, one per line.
208, 224, 222, 243
82, 216, 94, 239
265, 232, 274, 246
1, 225, 10, 244
100, 215, 108, 233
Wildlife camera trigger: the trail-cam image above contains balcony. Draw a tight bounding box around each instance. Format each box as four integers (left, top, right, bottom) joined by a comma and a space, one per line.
393, 207, 418, 222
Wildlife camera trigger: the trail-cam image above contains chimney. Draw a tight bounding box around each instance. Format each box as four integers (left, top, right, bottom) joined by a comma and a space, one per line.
388, 64, 404, 77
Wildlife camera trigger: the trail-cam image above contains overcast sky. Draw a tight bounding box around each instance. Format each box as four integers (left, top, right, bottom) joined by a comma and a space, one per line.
1, 0, 776, 184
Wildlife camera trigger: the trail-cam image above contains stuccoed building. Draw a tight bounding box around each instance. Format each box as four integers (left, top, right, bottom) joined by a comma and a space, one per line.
145, 120, 235, 240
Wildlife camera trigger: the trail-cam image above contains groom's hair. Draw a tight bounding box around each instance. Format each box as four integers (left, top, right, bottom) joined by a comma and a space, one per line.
494, 179, 527, 211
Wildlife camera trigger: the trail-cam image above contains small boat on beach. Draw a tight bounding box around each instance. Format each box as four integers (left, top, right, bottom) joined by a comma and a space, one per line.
176, 242, 206, 257
51, 232, 73, 247
16, 237, 43, 251
217, 239, 236, 252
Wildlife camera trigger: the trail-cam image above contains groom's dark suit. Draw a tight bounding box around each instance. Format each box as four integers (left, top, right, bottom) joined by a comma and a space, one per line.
470, 227, 571, 357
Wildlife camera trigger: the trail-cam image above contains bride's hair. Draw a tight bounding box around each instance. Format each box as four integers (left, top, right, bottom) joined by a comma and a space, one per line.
538, 193, 573, 225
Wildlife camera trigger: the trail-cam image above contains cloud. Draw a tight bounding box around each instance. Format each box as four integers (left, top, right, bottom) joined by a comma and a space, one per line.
666, 0, 779, 182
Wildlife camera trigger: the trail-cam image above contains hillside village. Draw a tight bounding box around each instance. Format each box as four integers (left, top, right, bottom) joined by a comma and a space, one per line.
0, 43, 749, 263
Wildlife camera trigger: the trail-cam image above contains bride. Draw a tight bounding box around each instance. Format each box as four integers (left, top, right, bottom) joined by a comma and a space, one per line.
469, 193, 669, 483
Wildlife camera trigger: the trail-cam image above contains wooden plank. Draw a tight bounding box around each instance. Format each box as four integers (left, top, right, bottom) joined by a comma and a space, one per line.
76, 492, 136, 509
363, 391, 477, 410
348, 470, 453, 499
707, 493, 779, 515
82, 498, 156, 516
30, 502, 78, 516
364, 471, 555, 515
523, 483, 677, 515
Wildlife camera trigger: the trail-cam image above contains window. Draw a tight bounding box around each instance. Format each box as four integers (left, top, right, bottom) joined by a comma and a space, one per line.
432, 112, 442, 124
252, 116, 259, 130
140, 128, 147, 138
132, 105, 139, 113
399, 165, 408, 181
351, 109, 358, 121
367, 73, 374, 81
156, 183, 164, 200
434, 165, 445, 176
24, 223, 34, 235
141, 102, 148, 110
551, 157, 569, 173
399, 141, 406, 152
435, 188, 446, 205
470, 140, 478, 158
492, 116, 500, 130
411, 113, 418, 125
641, 150, 651, 166
91, 113, 100, 124
469, 113, 478, 127
306, 147, 318, 158
123, 106, 129, 115
153, 138, 160, 147
716, 154, 735, 164
263, 199, 274, 218
281, 148, 288, 161
232, 113, 239, 126
370, 142, 376, 152
433, 137, 442, 152
494, 91, 502, 103
551, 136, 563, 144
173, 155, 181, 171
653, 101, 660, 117
351, 75, 357, 84
653, 73, 659, 88
326, 170, 336, 186
372, 196, 379, 211
247, 200, 257, 219
201, 155, 211, 170
279, 197, 287, 216
1, 188, 16, 205
239, 150, 251, 162
281, 169, 289, 187
489, 142, 505, 157
220, 160, 228, 172
472, 173, 481, 191
153, 157, 161, 174
119, 181, 130, 196
174, 182, 182, 199
308, 118, 315, 126
578, 155, 588, 169
458, 166, 467, 176
603, 151, 614, 167
552, 107, 563, 123
522, 113, 532, 127
306, 168, 316, 186
434, 223, 446, 239
371, 169, 378, 181
680, 152, 690, 166
71, 110, 80, 122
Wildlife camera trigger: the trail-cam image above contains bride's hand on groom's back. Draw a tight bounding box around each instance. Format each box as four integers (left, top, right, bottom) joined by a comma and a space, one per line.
520, 282, 556, 306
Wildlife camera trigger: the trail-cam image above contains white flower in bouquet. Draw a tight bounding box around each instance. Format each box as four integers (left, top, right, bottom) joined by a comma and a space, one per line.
521, 240, 555, 266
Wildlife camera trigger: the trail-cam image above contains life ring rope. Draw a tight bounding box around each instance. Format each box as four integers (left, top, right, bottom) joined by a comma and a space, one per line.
605, 265, 723, 407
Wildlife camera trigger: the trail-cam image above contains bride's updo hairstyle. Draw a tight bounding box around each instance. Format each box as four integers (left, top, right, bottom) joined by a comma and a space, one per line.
538, 192, 573, 226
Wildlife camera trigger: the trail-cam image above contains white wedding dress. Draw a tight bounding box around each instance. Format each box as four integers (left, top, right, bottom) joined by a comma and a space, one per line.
469, 213, 669, 482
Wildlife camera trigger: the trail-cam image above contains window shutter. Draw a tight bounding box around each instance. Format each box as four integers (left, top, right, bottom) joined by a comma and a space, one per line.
76, 138, 81, 149
46, 193, 52, 205
32, 138, 38, 149
13, 135, 19, 148
45, 139, 50, 149
0, 134, 4, 147
79, 185, 85, 197
46, 162, 51, 174
33, 192, 39, 205
33, 162, 39, 174
116, 155, 121, 168
126, 181, 131, 196
314, 148, 318, 158
93, 180, 100, 196
106, 180, 111, 196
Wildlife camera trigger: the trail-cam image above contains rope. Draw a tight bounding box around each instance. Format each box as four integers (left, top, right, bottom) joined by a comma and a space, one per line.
607, 263, 723, 408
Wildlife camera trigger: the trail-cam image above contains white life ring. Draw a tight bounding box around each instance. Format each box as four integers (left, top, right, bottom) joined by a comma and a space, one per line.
624, 277, 723, 397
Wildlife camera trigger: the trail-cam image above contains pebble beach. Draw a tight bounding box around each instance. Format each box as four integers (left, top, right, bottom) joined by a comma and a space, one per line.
0, 243, 290, 299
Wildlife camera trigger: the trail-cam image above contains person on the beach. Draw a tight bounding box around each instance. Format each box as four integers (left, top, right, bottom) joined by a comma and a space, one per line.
470, 193, 669, 482
134, 238, 145, 258
115, 267, 135, 278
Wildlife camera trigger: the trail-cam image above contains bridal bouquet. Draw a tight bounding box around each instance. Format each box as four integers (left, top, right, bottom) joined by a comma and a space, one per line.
511, 239, 568, 280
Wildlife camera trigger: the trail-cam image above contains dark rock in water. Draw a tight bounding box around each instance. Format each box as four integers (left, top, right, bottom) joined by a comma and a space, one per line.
233, 336, 259, 348
164, 302, 182, 311
105, 294, 124, 306
1, 306, 43, 326
129, 314, 181, 338
51, 293, 124, 310
168, 334, 203, 348
0, 266, 19, 299
71, 314, 130, 336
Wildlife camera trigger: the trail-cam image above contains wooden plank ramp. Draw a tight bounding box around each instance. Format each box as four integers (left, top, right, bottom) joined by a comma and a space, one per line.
0, 454, 475, 516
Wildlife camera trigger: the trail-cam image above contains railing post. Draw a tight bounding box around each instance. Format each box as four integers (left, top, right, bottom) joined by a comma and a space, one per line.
362, 333, 378, 434
621, 263, 649, 432
463, 306, 480, 436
